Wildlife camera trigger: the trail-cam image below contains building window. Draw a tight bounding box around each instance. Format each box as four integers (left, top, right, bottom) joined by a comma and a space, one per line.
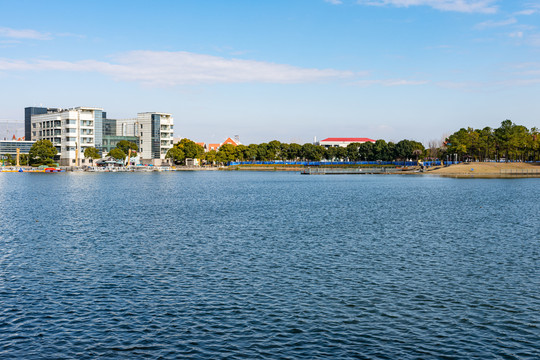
140, 124, 143, 129
141, 132, 143, 137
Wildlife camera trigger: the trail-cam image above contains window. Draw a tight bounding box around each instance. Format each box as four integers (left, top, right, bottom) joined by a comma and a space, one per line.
140, 148, 143, 152
140, 140, 143, 144
140, 124, 143, 129
141, 132, 143, 137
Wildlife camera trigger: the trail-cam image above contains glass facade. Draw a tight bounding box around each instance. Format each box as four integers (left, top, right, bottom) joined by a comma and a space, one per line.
94, 110, 103, 150
102, 119, 117, 136
0, 141, 35, 155
24, 107, 48, 141
102, 136, 139, 153
151, 114, 161, 159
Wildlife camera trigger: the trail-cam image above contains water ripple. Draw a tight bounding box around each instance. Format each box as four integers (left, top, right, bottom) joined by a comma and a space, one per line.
0, 173, 539, 359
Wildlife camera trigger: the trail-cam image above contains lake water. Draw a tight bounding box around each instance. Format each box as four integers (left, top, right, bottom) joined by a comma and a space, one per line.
0, 172, 538, 359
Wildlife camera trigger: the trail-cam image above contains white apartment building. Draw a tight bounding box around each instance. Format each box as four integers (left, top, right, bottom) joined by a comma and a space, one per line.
30, 107, 102, 166
28, 107, 174, 166
135, 112, 174, 162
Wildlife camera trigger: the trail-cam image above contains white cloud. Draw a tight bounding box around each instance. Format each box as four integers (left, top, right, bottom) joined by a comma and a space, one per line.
0, 50, 356, 86
509, 31, 523, 38
514, 9, 537, 15
475, 17, 516, 29
356, 79, 429, 86
357, 0, 498, 14
0, 27, 51, 40
325, 0, 344, 4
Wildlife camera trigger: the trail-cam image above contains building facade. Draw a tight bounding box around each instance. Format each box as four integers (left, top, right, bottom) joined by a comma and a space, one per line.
26, 106, 174, 166
24, 107, 61, 141
29, 107, 102, 166
0, 140, 35, 155
136, 112, 174, 161
319, 137, 376, 148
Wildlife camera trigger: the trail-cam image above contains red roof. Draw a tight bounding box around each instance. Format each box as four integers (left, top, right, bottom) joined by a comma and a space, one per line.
320, 137, 375, 143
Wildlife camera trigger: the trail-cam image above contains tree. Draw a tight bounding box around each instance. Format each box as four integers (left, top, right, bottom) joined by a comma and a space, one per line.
175, 138, 205, 160
301, 143, 324, 161
29, 140, 57, 166
116, 140, 138, 156
84, 147, 101, 160
108, 148, 126, 160
205, 150, 217, 165
373, 140, 390, 161
217, 143, 237, 164
165, 147, 185, 164
286, 143, 302, 161
357, 142, 374, 161
235, 145, 249, 161
346, 143, 360, 161
335, 146, 348, 161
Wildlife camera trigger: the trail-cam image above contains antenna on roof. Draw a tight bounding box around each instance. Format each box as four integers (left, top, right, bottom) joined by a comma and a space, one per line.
234, 135, 240, 143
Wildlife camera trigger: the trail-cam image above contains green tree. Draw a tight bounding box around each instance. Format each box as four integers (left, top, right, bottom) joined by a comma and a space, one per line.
357, 142, 374, 161
373, 140, 389, 161
84, 147, 101, 160
29, 140, 57, 166
216, 143, 237, 164
108, 148, 126, 160
205, 150, 217, 164
286, 143, 302, 161
165, 147, 185, 164
267, 140, 281, 160
301, 143, 324, 161
175, 138, 204, 159
116, 140, 138, 156
235, 145, 249, 161
346, 143, 360, 161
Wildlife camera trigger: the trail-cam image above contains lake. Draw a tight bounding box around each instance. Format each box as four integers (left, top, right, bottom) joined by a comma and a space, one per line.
0, 172, 538, 359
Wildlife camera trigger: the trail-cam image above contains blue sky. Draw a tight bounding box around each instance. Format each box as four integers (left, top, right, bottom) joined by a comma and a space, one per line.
1, 0, 539, 144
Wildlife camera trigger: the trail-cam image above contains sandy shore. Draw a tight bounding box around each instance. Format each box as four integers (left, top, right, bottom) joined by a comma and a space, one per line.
427, 162, 540, 177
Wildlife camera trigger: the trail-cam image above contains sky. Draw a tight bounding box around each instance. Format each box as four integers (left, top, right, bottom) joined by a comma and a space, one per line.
0, 0, 539, 145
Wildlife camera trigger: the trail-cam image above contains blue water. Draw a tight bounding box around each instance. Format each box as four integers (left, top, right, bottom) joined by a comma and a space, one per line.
0, 172, 538, 359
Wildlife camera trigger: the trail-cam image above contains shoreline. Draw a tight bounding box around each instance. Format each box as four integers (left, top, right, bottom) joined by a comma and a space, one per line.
3, 162, 540, 178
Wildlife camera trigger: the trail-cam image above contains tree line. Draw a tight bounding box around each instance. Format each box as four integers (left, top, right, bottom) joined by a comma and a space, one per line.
166, 138, 426, 164
3, 120, 537, 166
443, 120, 540, 162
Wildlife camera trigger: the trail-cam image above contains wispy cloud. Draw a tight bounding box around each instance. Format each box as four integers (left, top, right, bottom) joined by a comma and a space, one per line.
325, 0, 344, 4
0, 50, 356, 86
509, 31, 523, 38
0, 27, 51, 40
514, 9, 537, 16
475, 17, 516, 29
356, 79, 429, 86
357, 0, 498, 14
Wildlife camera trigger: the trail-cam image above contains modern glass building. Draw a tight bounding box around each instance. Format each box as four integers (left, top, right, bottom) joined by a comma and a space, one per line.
0, 140, 35, 155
